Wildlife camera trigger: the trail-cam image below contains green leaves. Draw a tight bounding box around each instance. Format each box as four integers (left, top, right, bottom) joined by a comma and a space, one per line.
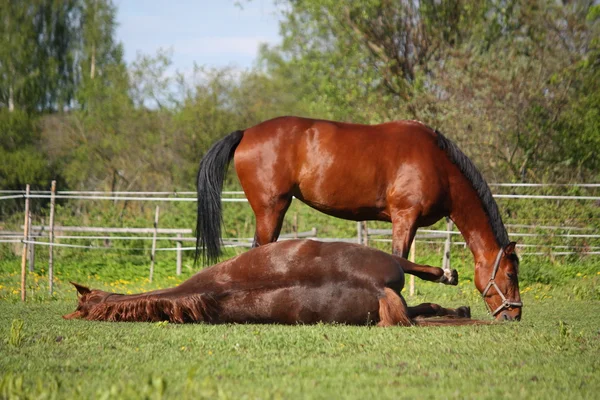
8, 319, 24, 347
2, 0, 599, 201
260, 0, 600, 182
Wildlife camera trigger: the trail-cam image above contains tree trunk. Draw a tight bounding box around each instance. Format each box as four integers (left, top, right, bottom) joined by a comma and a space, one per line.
90, 0, 97, 79
90, 44, 96, 79
8, 85, 14, 112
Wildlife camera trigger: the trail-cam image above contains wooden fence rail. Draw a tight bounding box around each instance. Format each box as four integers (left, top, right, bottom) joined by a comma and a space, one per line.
5, 182, 599, 302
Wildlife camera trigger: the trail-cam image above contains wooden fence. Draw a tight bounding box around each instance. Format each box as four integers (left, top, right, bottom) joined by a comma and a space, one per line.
3, 180, 599, 301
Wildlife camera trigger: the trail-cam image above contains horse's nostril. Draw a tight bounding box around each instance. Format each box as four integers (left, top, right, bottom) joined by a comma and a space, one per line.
503, 313, 509, 321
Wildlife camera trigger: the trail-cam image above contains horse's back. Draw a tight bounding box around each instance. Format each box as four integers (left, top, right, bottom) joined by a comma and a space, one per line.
210, 240, 405, 289
234, 116, 451, 221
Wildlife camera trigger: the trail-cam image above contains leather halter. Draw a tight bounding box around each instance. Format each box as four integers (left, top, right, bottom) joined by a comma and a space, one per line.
481, 249, 523, 316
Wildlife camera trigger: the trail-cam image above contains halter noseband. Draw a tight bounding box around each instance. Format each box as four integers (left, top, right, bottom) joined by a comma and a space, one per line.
481, 248, 523, 316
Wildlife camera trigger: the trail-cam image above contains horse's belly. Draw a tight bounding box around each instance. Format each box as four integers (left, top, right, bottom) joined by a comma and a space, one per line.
294, 176, 390, 221
295, 195, 390, 222
217, 285, 382, 325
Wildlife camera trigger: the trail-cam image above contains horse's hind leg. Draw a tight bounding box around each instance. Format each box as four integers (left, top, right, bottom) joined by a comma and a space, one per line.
250, 195, 293, 247
396, 258, 458, 286
390, 209, 457, 285
377, 288, 413, 327
407, 303, 471, 319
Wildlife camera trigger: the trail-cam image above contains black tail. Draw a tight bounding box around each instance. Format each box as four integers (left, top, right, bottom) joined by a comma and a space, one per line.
196, 130, 244, 264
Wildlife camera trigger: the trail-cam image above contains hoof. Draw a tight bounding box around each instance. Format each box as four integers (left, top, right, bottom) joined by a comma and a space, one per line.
447, 269, 459, 285
457, 306, 471, 318
438, 269, 459, 285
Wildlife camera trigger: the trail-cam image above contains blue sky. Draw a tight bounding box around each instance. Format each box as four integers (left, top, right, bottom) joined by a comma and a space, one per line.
115, 0, 282, 74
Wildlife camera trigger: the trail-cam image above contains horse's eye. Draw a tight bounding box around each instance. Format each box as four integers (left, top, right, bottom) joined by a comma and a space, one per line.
507, 272, 515, 280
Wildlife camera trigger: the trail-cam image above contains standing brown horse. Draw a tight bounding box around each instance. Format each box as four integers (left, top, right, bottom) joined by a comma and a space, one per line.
196, 116, 522, 320
65, 240, 480, 326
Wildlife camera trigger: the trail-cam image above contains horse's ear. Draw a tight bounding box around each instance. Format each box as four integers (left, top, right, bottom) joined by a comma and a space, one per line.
71, 281, 91, 296
504, 242, 517, 255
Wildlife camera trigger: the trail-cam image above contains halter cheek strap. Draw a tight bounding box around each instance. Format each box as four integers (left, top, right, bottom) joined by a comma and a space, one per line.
481, 249, 523, 316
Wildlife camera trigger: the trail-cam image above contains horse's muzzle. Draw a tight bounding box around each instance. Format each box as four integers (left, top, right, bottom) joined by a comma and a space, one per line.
496, 308, 521, 321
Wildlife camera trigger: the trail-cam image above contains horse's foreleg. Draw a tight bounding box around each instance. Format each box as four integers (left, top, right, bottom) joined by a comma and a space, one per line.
397, 259, 458, 286
251, 196, 292, 247
407, 303, 471, 319
390, 210, 419, 257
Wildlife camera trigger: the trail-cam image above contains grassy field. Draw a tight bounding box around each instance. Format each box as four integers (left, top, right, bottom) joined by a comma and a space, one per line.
1, 255, 599, 399
1, 190, 599, 398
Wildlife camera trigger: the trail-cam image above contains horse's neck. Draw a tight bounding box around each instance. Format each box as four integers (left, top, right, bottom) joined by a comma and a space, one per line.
448, 181, 501, 264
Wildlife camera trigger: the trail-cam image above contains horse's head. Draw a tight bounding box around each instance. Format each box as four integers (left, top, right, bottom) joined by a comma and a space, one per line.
475, 242, 522, 321
63, 282, 113, 320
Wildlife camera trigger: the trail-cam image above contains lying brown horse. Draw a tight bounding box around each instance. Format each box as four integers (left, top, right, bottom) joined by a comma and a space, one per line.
65, 240, 482, 326
196, 117, 522, 320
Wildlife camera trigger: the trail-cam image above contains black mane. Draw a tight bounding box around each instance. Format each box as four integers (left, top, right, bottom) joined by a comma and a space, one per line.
435, 130, 510, 248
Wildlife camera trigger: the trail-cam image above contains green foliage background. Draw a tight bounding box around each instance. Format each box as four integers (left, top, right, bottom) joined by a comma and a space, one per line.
1, 1, 599, 201
0, 2, 599, 396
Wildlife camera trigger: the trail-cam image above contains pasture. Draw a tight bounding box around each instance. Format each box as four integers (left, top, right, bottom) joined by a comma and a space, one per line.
1, 255, 599, 399
2, 1, 599, 398
1, 186, 599, 398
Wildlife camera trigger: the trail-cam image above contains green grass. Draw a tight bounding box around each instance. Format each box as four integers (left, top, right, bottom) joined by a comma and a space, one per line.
1, 190, 599, 399
1, 252, 599, 399
1, 296, 599, 399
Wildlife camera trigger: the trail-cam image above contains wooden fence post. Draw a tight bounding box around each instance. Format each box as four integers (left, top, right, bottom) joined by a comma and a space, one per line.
176, 233, 182, 276
20, 185, 30, 302
149, 206, 160, 283
293, 213, 298, 239
409, 240, 416, 297
362, 221, 368, 246
443, 218, 454, 272
27, 210, 34, 272
48, 180, 56, 295
357, 222, 363, 244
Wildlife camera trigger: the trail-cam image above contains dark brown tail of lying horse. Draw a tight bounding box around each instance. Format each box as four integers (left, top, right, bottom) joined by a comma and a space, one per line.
195, 130, 244, 264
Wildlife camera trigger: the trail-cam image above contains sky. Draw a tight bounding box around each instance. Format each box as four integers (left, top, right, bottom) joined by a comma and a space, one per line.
115, 0, 282, 75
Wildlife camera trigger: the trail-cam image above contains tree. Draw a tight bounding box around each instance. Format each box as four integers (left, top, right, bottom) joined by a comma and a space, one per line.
550, 4, 600, 180
0, 1, 81, 113
261, 0, 600, 181
75, 0, 128, 110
